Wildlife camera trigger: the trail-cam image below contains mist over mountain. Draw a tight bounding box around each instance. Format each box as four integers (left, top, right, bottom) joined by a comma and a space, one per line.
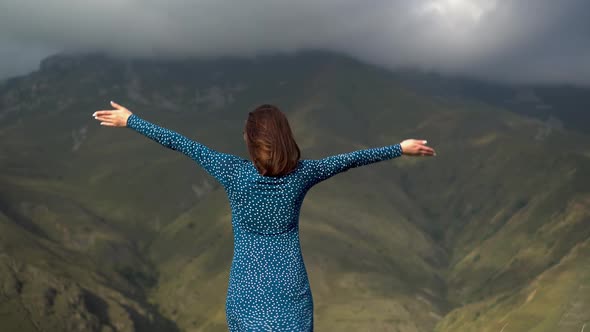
0, 51, 588, 331
2, 0, 590, 86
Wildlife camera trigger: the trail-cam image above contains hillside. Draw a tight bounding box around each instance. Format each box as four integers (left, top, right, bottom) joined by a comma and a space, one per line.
0, 51, 588, 331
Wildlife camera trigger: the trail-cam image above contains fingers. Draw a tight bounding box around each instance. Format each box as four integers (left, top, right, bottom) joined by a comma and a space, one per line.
93, 110, 114, 116
416, 139, 436, 156
111, 100, 125, 110
92, 114, 117, 126
415, 139, 427, 145
414, 141, 436, 156
420, 146, 435, 154
93, 114, 114, 121
401, 138, 437, 157
94, 112, 114, 118
93, 100, 126, 117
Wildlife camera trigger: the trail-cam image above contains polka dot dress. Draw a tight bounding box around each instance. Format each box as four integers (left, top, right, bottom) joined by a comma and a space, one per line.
126, 113, 404, 331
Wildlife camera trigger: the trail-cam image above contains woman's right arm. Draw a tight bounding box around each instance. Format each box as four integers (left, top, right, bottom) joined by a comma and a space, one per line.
304, 143, 403, 187
303, 139, 435, 187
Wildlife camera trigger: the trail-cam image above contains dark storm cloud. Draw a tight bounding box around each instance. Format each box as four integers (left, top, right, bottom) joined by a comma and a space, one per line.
0, 39, 59, 81
0, 0, 588, 85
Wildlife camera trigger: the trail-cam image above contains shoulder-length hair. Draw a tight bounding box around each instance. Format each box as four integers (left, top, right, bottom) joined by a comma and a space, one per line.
244, 104, 301, 177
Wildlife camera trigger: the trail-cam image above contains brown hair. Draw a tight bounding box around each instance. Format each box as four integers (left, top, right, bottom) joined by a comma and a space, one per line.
244, 104, 301, 177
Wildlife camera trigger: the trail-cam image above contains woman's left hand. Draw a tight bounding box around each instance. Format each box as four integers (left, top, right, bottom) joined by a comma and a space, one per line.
92, 101, 133, 127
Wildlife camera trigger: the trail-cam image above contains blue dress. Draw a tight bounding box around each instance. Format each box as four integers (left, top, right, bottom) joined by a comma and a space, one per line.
126, 113, 404, 331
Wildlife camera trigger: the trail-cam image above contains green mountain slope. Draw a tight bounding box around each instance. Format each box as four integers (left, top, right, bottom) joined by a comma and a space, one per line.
0, 51, 588, 331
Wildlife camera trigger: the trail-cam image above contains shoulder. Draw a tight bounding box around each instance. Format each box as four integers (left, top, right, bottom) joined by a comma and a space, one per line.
294, 159, 319, 175
230, 155, 252, 174
224, 153, 250, 166
206, 152, 250, 174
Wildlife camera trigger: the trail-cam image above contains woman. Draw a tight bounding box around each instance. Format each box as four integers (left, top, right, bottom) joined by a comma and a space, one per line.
92, 101, 436, 331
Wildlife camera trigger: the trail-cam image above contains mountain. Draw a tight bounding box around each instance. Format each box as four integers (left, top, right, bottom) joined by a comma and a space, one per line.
389, 68, 590, 134
0, 50, 588, 331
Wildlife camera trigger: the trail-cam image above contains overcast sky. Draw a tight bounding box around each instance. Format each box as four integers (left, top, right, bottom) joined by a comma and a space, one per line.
0, 0, 589, 86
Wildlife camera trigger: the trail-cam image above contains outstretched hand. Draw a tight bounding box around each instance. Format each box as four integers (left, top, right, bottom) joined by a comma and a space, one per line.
92, 101, 133, 127
400, 139, 436, 156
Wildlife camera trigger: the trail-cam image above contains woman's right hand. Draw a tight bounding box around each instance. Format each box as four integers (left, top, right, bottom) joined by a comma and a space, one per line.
400, 139, 436, 156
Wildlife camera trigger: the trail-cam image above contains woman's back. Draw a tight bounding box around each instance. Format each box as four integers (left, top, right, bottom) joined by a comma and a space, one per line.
223, 153, 406, 330
124, 112, 404, 331
228, 160, 308, 235
225, 160, 314, 330
92, 99, 435, 331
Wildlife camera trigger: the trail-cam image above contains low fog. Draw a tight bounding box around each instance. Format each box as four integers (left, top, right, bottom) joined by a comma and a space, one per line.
0, 0, 589, 85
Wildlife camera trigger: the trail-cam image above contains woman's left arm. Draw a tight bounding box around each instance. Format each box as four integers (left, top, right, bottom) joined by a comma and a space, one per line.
126, 113, 245, 188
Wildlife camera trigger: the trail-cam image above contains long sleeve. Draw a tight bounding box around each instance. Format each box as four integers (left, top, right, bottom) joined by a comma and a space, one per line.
126, 113, 246, 188
303, 143, 403, 187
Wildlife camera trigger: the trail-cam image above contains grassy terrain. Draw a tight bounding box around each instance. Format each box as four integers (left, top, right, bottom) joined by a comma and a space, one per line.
0, 51, 588, 331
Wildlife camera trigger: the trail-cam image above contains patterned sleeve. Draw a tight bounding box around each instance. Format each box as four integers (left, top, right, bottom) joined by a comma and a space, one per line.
304, 143, 404, 187
126, 113, 245, 188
